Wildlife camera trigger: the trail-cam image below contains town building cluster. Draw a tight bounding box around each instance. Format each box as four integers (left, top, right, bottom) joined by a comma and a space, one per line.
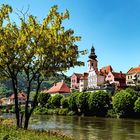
71, 46, 140, 92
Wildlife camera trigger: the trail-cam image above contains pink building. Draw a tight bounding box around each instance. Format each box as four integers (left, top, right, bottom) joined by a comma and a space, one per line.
71, 73, 82, 91
106, 71, 126, 88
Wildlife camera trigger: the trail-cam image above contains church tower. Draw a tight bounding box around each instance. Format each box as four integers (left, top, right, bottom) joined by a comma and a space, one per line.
88, 46, 98, 72
87, 46, 98, 88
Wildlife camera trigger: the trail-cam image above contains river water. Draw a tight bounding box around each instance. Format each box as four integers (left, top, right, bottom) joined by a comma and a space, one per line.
29, 115, 140, 140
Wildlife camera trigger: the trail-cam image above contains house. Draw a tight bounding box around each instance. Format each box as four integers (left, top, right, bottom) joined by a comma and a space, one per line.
9, 92, 27, 105
100, 65, 113, 75
126, 65, 140, 86
106, 71, 126, 88
47, 81, 70, 96
71, 73, 82, 91
79, 73, 88, 92
0, 97, 9, 105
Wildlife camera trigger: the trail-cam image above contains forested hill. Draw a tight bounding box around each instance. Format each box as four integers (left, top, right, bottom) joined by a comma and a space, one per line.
0, 73, 70, 98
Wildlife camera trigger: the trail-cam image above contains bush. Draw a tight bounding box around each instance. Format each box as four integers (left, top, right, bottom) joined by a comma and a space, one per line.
125, 88, 140, 102
34, 107, 48, 115
113, 90, 134, 117
68, 93, 79, 112
58, 108, 69, 115
51, 94, 63, 108
38, 92, 51, 107
134, 97, 140, 113
77, 92, 90, 115
61, 97, 69, 108
88, 91, 111, 116
67, 111, 75, 116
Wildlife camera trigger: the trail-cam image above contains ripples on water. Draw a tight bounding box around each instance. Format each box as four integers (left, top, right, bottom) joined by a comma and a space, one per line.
29, 115, 140, 140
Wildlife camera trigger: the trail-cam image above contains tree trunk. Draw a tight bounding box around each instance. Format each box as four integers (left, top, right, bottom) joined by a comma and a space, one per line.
24, 76, 42, 130
24, 113, 30, 130
11, 77, 20, 128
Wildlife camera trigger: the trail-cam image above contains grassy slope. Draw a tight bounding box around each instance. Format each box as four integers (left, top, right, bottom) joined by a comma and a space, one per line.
0, 119, 73, 140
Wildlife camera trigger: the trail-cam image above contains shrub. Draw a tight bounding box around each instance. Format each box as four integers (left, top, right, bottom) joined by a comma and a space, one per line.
67, 111, 75, 116
51, 94, 63, 108
113, 90, 134, 117
77, 92, 90, 115
134, 97, 140, 113
125, 88, 140, 102
88, 91, 111, 116
61, 97, 69, 108
38, 92, 51, 107
58, 108, 69, 115
68, 93, 79, 112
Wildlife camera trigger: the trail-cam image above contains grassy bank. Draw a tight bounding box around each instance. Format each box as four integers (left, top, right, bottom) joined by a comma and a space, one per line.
0, 118, 73, 140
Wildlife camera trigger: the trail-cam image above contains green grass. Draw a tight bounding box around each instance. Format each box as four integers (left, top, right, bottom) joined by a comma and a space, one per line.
0, 119, 73, 140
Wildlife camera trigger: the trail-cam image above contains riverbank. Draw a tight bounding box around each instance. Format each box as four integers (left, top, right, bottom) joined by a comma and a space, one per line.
0, 117, 73, 140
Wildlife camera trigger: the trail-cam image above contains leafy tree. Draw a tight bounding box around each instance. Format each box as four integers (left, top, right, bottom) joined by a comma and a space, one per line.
68, 93, 79, 112
0, 4, 84, 129
51, 94, 63, 108
77, 92, 90, 115
113, 90, 134, 117
134, 97, 140, 113
38, 92, 51, 107
88, 91, 111, 116
125, 88, 140, 102
61, 97, 69, 108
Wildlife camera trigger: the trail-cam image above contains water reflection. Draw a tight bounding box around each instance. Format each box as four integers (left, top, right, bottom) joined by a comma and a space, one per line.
29, 115, 140, 140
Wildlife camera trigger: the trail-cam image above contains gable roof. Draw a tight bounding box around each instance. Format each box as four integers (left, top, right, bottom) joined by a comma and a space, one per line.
127, 65, 140, 74
47, 82, 70, 93
10, 92, 27, 100
100, 65, 113, 74
112, 72, 126, 79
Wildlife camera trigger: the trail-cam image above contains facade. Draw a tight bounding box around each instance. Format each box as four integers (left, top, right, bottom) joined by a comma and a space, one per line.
106, 71, 126, 88
9, 92, 27, 105
126, 65, 140, 86
47, 81, 70, 96
71, 73, 82, 91
79, 73, 88, 92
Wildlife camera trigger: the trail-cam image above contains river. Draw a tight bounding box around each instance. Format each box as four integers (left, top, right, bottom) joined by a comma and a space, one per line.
29, 115, 140, 140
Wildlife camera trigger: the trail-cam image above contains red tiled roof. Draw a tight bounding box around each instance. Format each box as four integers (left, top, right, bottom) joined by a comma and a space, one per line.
127, 65, 140, 74
100, 65, 113, 74
112, 72, 126, 79
80, 73, 88, 80
10, 92, 27, 100
47, 82, 70, 93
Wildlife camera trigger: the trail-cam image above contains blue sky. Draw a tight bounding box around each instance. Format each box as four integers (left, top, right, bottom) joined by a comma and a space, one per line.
1, 0, 140, 76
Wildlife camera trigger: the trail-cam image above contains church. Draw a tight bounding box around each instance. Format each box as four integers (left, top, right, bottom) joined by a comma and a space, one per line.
71, 46, 113, 92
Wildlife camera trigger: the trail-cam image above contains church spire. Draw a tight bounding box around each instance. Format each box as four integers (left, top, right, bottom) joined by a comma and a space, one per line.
88, 46, 97, 60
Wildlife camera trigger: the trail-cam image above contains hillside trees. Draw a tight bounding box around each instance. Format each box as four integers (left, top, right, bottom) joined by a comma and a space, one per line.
0, 4, 84, 129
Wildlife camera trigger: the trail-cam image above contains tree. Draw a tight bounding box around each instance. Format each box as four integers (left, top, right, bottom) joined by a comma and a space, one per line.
88, 91, 111, 116
61, 97, 69, 108
38, 92, 51, 107
77, 92, 90, 115
0, 4, 84, 129
68, 93, 79, 112
113, 90, 134, 117
134, 97, 140, 113
51, 94, 63, 108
